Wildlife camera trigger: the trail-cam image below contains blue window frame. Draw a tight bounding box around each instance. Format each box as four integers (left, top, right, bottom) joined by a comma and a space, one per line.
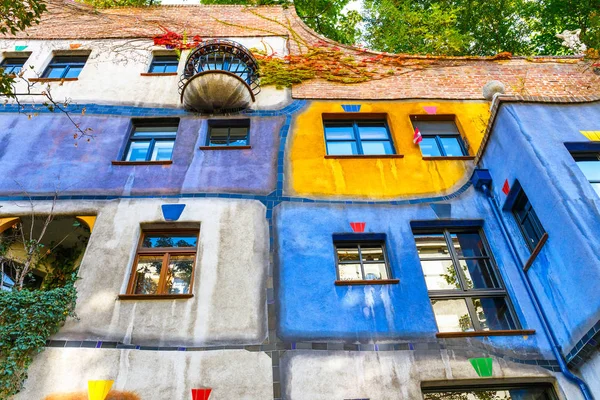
199, 52, 251, 83
324, 119, 395, 156
1, 57, 28, 75
412, 118, 468, 157
149, 55, 179, 73
512, 190, 546, 252
207, 119, 250, 147
42, 55, 88, 79
124, 119, 179, 162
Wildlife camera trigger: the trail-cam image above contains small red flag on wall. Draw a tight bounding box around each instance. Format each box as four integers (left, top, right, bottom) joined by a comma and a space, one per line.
350, 222, 366, 233
192, 388, 212, 400
413, 127, 423, 144
502, 180, 510, 195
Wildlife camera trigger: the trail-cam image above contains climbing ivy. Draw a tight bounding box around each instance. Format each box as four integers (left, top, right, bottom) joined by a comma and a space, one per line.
0, 276, 78, 398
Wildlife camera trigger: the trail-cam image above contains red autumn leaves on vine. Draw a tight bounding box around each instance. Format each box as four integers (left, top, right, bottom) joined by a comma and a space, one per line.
153, 27, 202, 50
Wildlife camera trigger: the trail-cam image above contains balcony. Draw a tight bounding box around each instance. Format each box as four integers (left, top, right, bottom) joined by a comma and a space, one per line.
179, 39, 260, 113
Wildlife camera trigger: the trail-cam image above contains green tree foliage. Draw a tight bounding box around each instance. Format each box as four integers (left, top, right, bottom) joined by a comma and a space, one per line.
362, 0, 467, 55
364, 0, 599, 56
529, 0, 600, 54
0, 277, 78, 397
0, 0, 46, 35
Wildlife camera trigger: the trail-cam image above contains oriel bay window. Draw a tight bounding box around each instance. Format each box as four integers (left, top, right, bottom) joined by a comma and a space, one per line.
413, 226, 519, 334
512, 189, 546, 252
126, 230, 198, 297
124, 119, 179, 162
323, 117, 395, 156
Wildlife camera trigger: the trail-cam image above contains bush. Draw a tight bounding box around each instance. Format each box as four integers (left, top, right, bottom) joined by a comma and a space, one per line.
0, 279, 77, 398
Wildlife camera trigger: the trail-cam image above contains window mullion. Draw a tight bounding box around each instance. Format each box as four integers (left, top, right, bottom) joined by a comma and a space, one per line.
357, 245, 366, 280
445, 230, 468, 291
465, 297, 482, 331
146, 139, 156, 161
436, 136, 446, 156
157, 252, 170, 295
353, 122, 364, 155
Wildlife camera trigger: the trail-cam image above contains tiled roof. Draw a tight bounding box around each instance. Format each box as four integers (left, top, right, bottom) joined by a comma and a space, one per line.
9, 0, 292, 39
5, 0, 599, 99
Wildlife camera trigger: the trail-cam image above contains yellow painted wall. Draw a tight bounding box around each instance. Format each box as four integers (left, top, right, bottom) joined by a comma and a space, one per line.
288, 101, 490, 199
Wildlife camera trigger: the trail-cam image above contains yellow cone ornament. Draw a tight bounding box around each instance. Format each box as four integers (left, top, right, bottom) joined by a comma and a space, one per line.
88, 380, 114, 400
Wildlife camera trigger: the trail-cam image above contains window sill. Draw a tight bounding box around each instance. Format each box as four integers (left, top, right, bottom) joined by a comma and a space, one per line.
523, 233, 548, 272
140, 72, 178, 76
422, 156, 475, 160
29, 77, 78, 82
436, 329, 535, 338
325, 154, 404, 159
335, 279, 400, 286
112, 160, 173, 166
118, 294, 193, 300
199, 145, 251, 150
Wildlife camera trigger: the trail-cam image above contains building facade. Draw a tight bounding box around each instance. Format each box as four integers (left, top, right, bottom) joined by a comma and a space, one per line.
1, 1, 600, 399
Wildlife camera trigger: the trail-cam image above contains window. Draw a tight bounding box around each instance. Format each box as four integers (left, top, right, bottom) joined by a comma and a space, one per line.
335, 241, 391, 282
1, 57, 28, 75
198, 52, 252, 83
124, 119, 179, 162
42, 55, 88, 79
324, 119, 395, 156
207, 120, 250, 147
149, 55, 179, 73
414, 228, 518, 333
423, 384, 557, 400
126, 230, 198, 296
571, 152, 600, 196
512, 190, 546, 252
412, 118, 467, 157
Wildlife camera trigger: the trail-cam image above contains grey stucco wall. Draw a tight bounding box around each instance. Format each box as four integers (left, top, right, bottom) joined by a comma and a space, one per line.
578, 350, 600, 395
0, 198, 269, 346
280, 350, 583, 400
14, 348, 273, 400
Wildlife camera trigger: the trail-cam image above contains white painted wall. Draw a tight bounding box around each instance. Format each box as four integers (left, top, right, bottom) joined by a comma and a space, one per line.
0, 37, 290, 109
0, 198, 269, 346
578, 350, 600, 395
282, 351, 582, 400
14, 348, 273, 400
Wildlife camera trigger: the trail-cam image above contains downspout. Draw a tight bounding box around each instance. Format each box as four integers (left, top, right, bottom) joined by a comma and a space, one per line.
479, 182, 594, 400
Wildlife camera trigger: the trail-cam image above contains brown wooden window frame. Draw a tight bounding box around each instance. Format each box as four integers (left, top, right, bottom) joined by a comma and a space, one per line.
123, 229, 199, 299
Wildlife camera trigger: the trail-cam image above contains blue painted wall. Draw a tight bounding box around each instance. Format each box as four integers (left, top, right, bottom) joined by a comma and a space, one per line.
275, 189, 554, 356
481, 102, 600, 352
0, 113, 284, 195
